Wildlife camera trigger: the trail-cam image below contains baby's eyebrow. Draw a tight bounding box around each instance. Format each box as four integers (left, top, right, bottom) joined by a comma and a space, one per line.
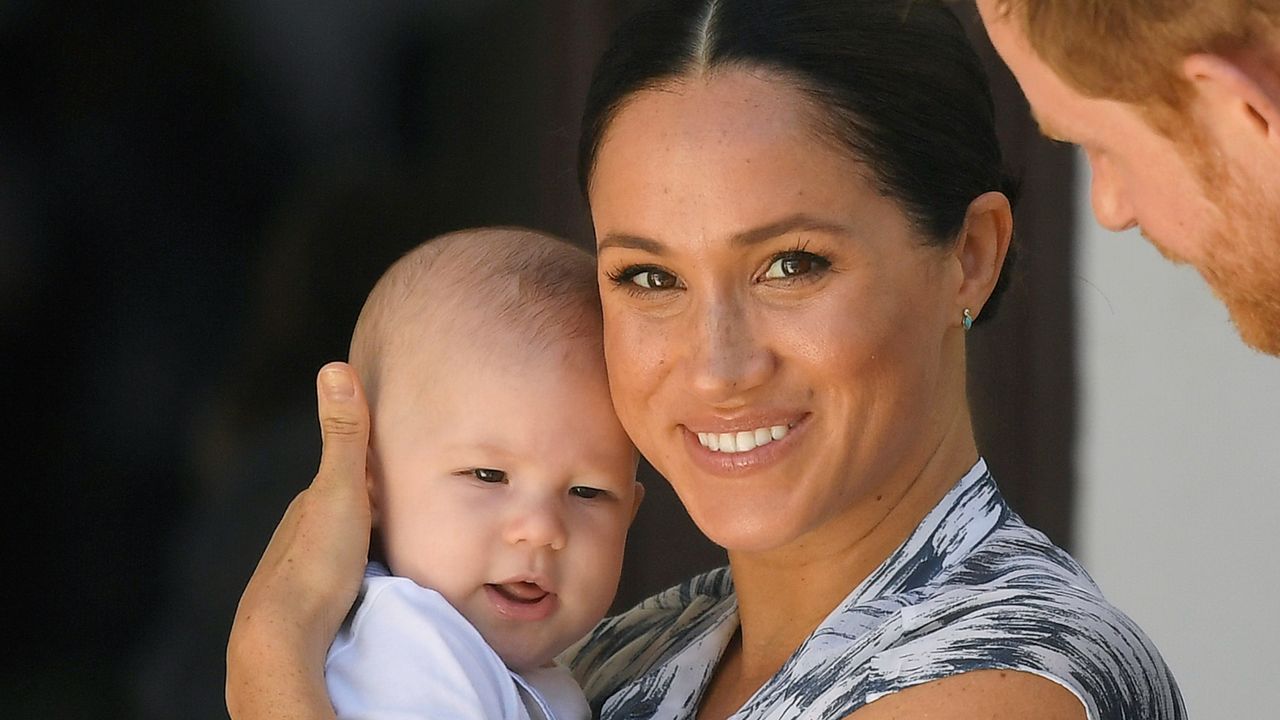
437, 441, 512, 460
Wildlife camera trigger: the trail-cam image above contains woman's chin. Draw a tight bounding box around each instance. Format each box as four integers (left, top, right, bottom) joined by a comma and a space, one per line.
682, 494, 811, 555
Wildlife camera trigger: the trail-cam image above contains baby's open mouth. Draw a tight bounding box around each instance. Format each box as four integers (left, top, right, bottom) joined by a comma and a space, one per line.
487, 581, 549, 604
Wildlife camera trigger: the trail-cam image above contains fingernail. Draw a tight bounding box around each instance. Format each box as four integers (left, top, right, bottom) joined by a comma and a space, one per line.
320, 366, 354, 400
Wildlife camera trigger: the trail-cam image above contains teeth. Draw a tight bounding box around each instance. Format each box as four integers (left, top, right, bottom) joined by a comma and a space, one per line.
697, 424, 790, 453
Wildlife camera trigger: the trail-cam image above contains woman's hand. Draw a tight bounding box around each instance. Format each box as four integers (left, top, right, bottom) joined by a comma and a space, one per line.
226, 362, 372, 720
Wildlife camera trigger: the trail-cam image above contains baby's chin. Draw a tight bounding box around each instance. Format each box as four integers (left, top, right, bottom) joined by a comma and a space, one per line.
488, 636, 566, 674
470, 607, 592, 673
485, 610, 610, 673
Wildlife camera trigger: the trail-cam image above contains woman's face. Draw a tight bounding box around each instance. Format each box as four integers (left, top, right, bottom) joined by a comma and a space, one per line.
590, 70, 968, 553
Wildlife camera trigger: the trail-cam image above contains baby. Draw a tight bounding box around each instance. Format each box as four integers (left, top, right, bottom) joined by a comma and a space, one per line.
324, 228, 643, 720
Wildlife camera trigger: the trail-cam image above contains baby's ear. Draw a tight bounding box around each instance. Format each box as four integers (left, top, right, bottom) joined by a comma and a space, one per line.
629, 481, 646, 522
366, 448, 381, 526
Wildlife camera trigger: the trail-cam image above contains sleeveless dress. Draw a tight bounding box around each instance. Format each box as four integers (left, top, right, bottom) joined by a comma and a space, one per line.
563, 460, 1184, 720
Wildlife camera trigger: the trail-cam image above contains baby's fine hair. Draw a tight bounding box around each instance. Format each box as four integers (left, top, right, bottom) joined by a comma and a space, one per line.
349, 227, 600, 403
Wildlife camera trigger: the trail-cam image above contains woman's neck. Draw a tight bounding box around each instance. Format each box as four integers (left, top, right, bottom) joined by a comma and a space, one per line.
724, 417, 979, 688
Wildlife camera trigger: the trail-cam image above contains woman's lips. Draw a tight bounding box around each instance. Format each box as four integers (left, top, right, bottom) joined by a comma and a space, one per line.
695, 423, 791, 453
682, 413, 809, 475
484, 582, 558, 621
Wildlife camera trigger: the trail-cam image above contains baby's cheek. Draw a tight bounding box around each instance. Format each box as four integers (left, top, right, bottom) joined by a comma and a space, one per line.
591, 520, 631, 593
589, 508, 633, 556
383, 504, 472, 590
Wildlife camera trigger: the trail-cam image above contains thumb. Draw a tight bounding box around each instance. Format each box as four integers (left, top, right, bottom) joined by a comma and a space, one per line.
315, 361, 370, 490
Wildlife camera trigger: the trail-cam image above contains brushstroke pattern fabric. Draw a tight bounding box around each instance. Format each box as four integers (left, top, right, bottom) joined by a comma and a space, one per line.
564, 460, 1184, 720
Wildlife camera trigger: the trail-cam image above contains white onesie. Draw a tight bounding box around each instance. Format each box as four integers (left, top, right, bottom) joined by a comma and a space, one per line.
325, 565, 590, 720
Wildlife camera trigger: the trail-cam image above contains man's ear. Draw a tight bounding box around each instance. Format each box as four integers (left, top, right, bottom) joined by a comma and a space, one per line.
629, 481, 646, 523
1184, 50, 1280, 148
952, 191, 1013, 324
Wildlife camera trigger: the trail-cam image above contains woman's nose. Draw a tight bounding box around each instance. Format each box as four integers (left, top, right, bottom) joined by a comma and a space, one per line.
501, 498, 568, 551
1087, 150, 1138, 232
687, 293, 775, 400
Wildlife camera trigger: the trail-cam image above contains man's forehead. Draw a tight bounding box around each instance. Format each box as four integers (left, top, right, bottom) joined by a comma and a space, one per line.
976, 7, 1087, 144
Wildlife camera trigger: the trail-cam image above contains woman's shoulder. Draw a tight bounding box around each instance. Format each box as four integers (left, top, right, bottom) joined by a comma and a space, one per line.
860, 517, 1185, 720
561, 566, 735, 710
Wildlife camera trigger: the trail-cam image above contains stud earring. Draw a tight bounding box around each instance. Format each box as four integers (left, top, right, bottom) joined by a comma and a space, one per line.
962, 308, 975, 331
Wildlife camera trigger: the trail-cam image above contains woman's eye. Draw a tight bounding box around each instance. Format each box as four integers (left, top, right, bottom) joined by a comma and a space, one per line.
633, 269, 680, 289
570, 486, 605, 500
763, 251, 829, 280
612, 265, 682, 291
470, 468, 507, 484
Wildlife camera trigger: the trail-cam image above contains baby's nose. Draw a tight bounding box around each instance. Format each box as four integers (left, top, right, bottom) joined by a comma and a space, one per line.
501, 500, 568, 551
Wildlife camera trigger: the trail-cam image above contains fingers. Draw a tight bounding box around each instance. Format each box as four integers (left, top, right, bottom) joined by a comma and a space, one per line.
315, 362, 370, 492
225, 362, 373, 718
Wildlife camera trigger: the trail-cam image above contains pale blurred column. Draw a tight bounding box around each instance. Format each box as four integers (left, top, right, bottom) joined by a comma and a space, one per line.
1074, 150, 1280, 720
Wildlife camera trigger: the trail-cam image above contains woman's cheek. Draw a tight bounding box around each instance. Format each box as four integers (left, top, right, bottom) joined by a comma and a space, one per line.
604, 308, 674, 423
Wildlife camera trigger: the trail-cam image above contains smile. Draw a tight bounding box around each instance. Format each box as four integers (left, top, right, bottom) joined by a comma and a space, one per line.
696, 424, 790, 454
489, 581, 548, 603
485, 581, 558, 621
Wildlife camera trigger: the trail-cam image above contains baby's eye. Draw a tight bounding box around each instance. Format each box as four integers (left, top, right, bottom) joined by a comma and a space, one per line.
762, 251, 830, 280
569, 486, 606, 500
470, 468, 507, 484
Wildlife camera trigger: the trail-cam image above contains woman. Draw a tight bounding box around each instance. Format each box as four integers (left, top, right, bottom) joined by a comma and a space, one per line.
227, 1, 1183, 718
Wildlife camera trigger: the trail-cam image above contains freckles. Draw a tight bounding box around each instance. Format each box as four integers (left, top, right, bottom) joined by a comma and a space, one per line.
631, 324, 674, 374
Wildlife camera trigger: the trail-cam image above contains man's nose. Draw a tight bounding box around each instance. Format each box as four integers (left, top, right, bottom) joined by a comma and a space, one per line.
1087, 150, 1138, 232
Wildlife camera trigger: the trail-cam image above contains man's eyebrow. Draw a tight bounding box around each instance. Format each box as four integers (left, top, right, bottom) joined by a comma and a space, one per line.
597, 214, 852, 254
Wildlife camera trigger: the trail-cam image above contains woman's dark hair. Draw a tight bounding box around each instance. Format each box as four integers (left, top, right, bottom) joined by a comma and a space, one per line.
578, 0, 1019, 322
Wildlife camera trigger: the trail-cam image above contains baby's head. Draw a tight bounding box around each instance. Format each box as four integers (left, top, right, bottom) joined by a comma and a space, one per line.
349, 227, 642, 672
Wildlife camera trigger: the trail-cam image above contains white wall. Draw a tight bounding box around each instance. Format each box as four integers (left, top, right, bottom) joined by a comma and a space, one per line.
1074, 156, 1280, 720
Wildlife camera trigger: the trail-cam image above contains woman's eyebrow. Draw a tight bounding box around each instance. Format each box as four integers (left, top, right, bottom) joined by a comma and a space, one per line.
597, 214, 850, 254
597, 233, 665, 254
730, 214, 851, 247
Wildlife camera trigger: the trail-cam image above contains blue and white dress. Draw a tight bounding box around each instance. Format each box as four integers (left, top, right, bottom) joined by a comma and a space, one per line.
564, 460, 1184, 720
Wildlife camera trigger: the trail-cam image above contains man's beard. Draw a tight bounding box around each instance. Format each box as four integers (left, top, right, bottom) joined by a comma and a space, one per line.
1180, 175, 1280, 356
1136, 116, 1280, 355
1200, 229, 1280, 356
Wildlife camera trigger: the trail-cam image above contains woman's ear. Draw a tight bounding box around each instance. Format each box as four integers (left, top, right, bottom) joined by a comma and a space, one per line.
1183, 50, 1280, 149
953, 191, 1013, 323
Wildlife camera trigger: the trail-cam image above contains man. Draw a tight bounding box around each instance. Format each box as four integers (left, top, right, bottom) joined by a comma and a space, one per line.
976, 0, 1280, 355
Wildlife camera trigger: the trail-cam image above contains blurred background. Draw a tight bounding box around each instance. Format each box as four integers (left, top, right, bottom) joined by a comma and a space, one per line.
3, 1, 1276, 718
